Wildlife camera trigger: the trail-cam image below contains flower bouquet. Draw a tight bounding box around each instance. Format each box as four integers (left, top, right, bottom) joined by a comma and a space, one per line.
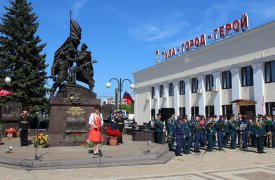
4, 128, 17, 140
105, 127, 122, 137
34, 133, 49, 148
81, 140, 93, 148
105, 127, 122, 146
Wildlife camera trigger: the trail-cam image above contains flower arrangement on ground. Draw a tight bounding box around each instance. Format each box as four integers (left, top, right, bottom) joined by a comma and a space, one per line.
4, 128, 17, 139
105, 127, 122, 146
34, 133, 49, 148
105, 127, 122, 137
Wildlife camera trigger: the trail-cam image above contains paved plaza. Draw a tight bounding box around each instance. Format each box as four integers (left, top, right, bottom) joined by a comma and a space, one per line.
0, 135, 275, 179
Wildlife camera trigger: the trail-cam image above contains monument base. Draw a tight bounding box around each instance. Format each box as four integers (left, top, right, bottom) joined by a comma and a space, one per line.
48, 83, 100, 146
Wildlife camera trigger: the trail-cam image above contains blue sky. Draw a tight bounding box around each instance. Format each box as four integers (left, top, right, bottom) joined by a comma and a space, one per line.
1, 0, 275, 98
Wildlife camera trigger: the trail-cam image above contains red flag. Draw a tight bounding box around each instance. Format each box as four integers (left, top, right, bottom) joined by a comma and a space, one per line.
0, 89, 13, 96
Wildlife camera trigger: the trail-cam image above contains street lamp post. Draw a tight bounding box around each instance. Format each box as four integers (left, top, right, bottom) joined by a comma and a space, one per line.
0, 76, 11, 85
106, 78, 135, 111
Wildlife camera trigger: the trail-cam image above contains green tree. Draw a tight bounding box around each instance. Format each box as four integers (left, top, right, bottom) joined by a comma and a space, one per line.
121, 104, 134, 114
0, 0, 48, 114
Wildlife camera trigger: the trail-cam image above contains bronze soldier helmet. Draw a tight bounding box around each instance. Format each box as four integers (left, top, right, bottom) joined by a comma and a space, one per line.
81, 43, 88, 50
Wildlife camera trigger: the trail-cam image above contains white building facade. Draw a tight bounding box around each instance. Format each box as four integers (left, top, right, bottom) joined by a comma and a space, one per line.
133, 21, 275, 124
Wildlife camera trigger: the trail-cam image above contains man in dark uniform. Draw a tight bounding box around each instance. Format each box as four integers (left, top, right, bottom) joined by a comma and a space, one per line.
228, 115, 237, 149
236, 113, 242, 147
239, 115, 251, 151
223, 115, 230, 146
255, 114, 266, 153
183, 115, 191, 154
193, 115, 201, 152
167, 113, 176, 151
115, 111, 125, 143
206, 116, 215, 151
175, 116, 184, 156
155, 113, 164, 144
271, 115, 275, 148
215, 115, 225, 150
200, 115, 207, 147
18, 108, 31, 146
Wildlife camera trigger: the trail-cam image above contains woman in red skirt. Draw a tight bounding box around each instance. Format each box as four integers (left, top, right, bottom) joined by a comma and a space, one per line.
88, 106, 103, 155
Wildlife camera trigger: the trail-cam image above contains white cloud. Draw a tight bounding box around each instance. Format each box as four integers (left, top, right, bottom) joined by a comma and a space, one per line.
72, 0, 90, 17
128, 12, 189, 42
128, 21, 188, 42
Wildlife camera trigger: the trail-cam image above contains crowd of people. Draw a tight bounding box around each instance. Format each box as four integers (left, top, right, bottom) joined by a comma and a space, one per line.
149, 113, 275, 156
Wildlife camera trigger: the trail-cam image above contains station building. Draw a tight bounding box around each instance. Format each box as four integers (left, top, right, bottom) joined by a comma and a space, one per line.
133, 17, 275, 124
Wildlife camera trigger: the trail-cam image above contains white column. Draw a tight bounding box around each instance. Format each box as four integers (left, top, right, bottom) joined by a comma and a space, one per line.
198, 75, 206, 116
213, 72, 222, 116
164, 83, 169, 108
134, 88, 138, 122
173, 81, 179, 117
155, 85, 160, 115
231, 68, 241, 115
185, 79, 191, 118
252, 63, 265, 115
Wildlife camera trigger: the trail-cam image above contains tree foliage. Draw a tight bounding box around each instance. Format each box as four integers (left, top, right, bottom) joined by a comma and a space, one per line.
0, 0, 48, 114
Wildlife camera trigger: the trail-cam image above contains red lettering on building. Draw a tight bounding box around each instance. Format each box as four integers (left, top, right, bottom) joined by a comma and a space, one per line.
241, 13, 249, 30
195, 37, 200, 47
233, 20, 240, 32
200, 34, 206, 46
214, 28, 219, 40
226, 23, 232, 34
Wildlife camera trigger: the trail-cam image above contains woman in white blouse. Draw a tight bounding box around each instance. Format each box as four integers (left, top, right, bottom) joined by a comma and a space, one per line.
88, 106, 103, 155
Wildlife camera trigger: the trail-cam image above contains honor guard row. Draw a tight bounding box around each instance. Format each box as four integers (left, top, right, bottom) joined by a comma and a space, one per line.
149, 113, 275, 156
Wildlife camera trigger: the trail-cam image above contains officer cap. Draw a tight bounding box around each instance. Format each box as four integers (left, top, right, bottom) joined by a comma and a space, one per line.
177, 115, 183, 119
230, 114, 235, 117
195, 114, 200, 117
22, 107, 28, 111
118, 110, 123, 114
257, 114, 263, 117
213, 115, 217, 118
183, 115, 188, 119
157, 113, 161, 116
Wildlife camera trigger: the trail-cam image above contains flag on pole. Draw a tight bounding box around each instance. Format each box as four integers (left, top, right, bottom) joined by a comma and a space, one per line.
123, 91, 134, 105
0, 89, 13, 96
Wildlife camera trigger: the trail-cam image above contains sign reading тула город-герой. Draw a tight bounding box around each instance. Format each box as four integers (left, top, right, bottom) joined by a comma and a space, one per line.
156, 13, 249, 62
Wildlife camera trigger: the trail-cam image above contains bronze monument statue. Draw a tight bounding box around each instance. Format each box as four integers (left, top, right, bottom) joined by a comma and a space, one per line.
50, 18, 96, 97
48, 16, 100, 146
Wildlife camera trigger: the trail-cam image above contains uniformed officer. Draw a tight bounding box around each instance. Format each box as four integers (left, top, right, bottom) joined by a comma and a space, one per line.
239, 115, 251, 151
175, 116, 184, 156
206, 116, 215, 151
215, 115, 225, 150
194, 115, 201, 152
115, 111, 125, 143
18, 108, 32, 146
223, 115, 230, 146
155, 113, 164, 144
255, 114, 266, 153
200, 115, 207, 147
228, 115, 237, 149
183, 115, 191, 154
212, 115, 218, 147
250, 117, 257, 147
271, 115, 275, 148
188, 116, 196, 149
236, 113, 242, 147
167, 113, 176, 151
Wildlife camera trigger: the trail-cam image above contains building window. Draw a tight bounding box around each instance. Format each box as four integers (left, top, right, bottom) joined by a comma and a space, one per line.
266, 102, 275, 115
151, 87, 155, 99
151, 109, 156, 120
205, 106, 214, 117
222, 71, 232, 89
159, 85, 163, 97
179, 81, 185, 95
265, 61, 275, 83
191, 78, 198, 93
169, 83, 174, 96
241, 66, 253, 86
205, 74, 214, 91
191, 106, 199, 118
179, 107, 186, 116
222, 105, 233, 115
